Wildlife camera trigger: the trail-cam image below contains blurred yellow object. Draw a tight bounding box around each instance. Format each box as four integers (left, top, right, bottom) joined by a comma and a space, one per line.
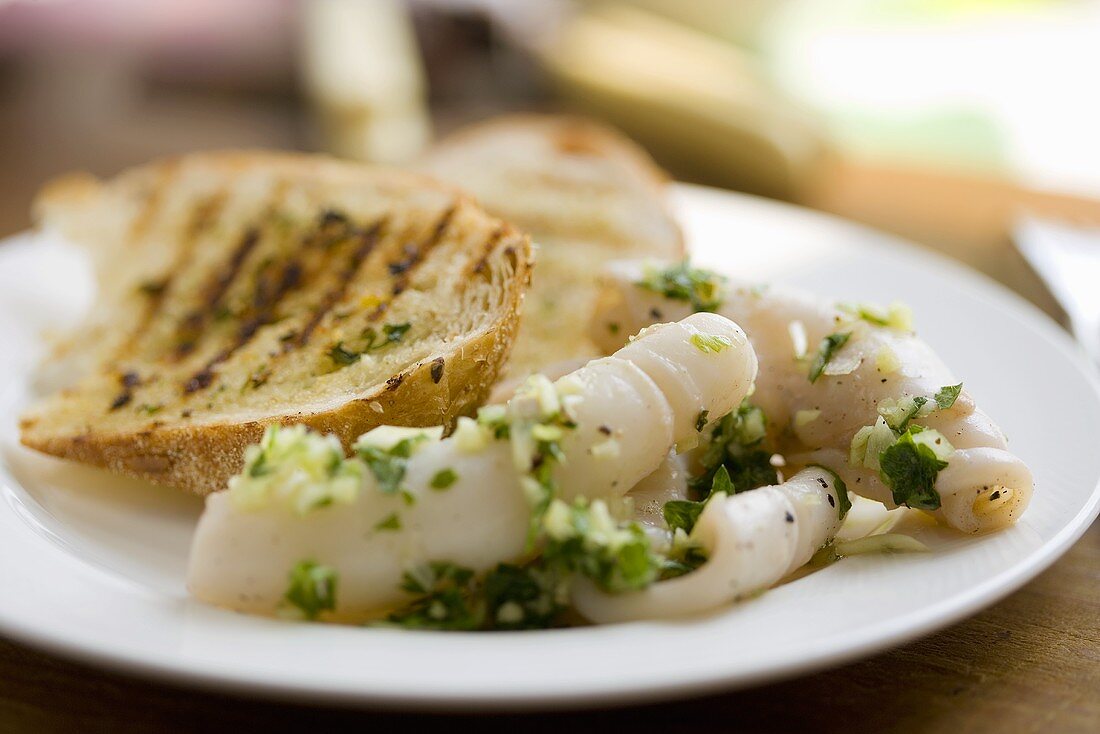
540, 3, 829, 200
301, 0, 431, 164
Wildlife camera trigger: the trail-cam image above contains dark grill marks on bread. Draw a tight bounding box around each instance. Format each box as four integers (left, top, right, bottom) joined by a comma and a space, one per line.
184, 211, 386, 393
182, 255, 307, 394
174, 226, 261, 359
126, 192, 227, 358
20, 151, 535, 495
471, 225, 506, 279
387, 205, 456, 297
292, 217, 386, 349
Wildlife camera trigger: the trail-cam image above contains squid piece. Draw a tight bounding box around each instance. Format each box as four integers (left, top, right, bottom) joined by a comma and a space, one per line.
573, 467, 845, 623
592, 261, 1032, 534
187, 313, 757, 620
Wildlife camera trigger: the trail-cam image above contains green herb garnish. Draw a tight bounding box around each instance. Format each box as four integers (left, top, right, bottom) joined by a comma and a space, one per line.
541, 499, 661, 593
663, 462, 736, 535
636, 260, 727, 312
878, 426, 948, 510
689, 401, 776, 498
663, 499, 706, 535
386, 562, 481, 630
327, 342, 360, 366
430, 468, 458, 490
881, 395, 929, 432
362, 322, 411, 351
878, 383, 964, 432
807, 332, 852, 383
385, 562, 566, 631
690, 333, 733, 354
326, 322, 411, 368
933, 383, 963, 410
356, 434, 429, 495
482, 563, 564, 630
375, 513, 402, 531
283, 560, 337, 621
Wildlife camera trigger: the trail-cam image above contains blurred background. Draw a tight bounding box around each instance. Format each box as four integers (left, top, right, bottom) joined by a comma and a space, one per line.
2, 0, 1099, 313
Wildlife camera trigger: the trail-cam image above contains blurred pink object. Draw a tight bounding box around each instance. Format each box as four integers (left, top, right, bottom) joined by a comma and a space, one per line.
0, 0, 296, 86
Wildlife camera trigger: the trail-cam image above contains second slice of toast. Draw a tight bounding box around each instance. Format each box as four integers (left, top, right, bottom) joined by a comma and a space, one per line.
422, 115, 684, 376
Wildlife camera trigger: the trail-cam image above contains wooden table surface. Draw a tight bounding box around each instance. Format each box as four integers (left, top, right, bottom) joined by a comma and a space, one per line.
0, 61, 1097, 733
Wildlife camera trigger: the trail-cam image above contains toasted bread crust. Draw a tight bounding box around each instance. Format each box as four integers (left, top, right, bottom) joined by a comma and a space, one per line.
21, 151, 532, 495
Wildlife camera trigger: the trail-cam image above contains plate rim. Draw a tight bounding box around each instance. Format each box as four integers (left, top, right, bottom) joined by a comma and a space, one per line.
1, 183, 1098, 711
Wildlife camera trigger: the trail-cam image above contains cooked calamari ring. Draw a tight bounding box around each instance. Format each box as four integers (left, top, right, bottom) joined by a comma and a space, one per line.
592, 260, 1032, 533
573, 467, 844, 623
187, 313, 756, 620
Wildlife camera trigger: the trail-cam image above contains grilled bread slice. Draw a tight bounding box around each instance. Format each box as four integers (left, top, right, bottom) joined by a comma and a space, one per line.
421, 115, 683, 376
20, 151, 532, 495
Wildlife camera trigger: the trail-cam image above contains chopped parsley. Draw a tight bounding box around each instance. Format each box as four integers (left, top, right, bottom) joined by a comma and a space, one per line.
362, 322, 411, 351
838, 301, 913, 332
386, 562, 481, 630
807, 332, 852, 383
327, 341, 360, 366
666, 400, 775, 536
430, 468, 458, 490
283, 560, 337, 621
933, 383, 963, 410
326, 322, 412, 368
541, 498, 662, 593
690, 333, 733, 354
663, 461, 737, 535
660, 527, 710, 579
229, 425, 363, 514
689, 401, 777, 498
355, 433, 431, 495
878, 383, 964, 432
878, 426, 949, 510
384, 561, 566, 631
879, 395, 931, 432
636, 260, 727, 312
507, 375, 579, 547
476, 404, 511, 440
482, 563, 565, 630
375, 512, 402, 531
663, 498, 707, 534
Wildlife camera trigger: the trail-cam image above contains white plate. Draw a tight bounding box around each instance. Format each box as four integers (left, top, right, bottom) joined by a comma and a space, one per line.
0, 184, 1097, 710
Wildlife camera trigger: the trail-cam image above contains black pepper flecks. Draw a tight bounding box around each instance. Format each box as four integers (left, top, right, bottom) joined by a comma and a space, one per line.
109, 392, 132, 411
785, 512, 794, 523
430, 357, 445, 384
